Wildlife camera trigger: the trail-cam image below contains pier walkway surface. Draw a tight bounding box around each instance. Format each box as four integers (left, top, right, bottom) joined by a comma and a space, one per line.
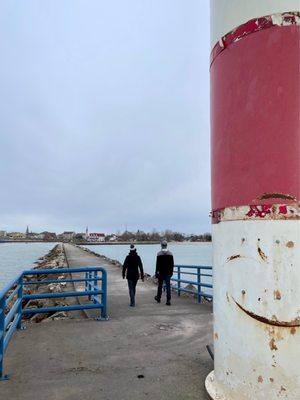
2, 244, 213, 400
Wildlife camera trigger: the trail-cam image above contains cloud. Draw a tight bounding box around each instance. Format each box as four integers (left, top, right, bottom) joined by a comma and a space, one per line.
0, 0, 210, 234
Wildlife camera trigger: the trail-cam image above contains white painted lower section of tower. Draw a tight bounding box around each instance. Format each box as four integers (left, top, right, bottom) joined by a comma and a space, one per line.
206, 207, 300, 399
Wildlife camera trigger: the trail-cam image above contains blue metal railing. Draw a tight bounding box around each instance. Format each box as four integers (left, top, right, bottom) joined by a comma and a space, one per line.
171, 265, 213, 303
0, 266, 107, 380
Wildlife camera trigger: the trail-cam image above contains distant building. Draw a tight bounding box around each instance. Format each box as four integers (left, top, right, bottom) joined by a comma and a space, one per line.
9, 232, 26, 240
62, 231, 76, 240
41, 232, 57, 241
0, 231, 7, 238
26, 232, 43, 240
87, 233, 105, 243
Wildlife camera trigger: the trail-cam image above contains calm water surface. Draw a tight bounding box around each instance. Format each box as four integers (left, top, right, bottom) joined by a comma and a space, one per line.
0, 243, 57, 290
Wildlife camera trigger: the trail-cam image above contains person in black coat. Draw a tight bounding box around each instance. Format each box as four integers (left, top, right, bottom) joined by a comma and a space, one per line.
154, 240, 174, 305
122, 244, 144, 307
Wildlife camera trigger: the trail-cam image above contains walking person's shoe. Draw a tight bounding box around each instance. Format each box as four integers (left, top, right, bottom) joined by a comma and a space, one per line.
130, 302, 135, 307
154, 296, 161, 303
166, 301, 171, 306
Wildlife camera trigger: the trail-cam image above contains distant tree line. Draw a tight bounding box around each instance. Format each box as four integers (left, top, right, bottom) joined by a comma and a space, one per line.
110, 230, 212, 243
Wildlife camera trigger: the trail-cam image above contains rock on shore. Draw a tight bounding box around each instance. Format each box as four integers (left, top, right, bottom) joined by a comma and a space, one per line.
22, 244, 75, 323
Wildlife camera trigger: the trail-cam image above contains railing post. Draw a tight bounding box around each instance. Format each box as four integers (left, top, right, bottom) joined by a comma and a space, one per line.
88, 271, 92, 301
17, 276, 23, 329
85, 272, 88, 292
0, 297, 8, 381
101, 270, 107, 320
197, 267, 202, 303
93, 270, 97, 303
177, 266, 181, 297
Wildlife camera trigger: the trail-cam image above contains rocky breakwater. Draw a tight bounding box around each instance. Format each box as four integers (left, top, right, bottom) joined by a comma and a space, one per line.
21, 244, 77, 323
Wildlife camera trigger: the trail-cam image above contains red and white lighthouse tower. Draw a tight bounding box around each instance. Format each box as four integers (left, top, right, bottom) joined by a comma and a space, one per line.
207, 1, 300, 399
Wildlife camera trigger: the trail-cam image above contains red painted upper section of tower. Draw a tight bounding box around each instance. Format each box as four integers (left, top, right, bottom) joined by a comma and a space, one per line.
211, 24, 300, 211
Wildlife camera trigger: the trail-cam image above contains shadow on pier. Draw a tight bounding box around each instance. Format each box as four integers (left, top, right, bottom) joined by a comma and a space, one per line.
2, 244, 213, 400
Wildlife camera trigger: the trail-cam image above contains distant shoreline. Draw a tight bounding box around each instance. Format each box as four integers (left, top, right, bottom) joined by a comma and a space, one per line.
80, 241, 212, 246
0, 240, 212, 245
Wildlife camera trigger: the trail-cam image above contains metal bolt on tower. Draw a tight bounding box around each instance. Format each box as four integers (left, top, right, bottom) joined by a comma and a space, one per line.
206, 1, 300, 399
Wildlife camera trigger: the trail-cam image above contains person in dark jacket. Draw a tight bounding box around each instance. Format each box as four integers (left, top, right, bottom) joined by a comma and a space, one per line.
122, 244, 144, 307
154, 240, 174, 306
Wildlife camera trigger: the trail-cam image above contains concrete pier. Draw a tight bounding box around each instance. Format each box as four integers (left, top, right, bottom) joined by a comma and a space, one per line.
1, 244, 213, 400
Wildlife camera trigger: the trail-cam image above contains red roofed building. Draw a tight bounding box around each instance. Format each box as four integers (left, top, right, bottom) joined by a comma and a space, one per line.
87, 233, 105, 243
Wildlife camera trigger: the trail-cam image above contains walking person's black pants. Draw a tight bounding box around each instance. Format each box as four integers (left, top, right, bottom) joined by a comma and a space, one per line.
127, 279, 138, 306
156, 275, 171, 302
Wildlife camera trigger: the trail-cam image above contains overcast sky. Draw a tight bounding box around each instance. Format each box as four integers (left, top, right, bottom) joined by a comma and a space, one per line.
0, 1, 210, 234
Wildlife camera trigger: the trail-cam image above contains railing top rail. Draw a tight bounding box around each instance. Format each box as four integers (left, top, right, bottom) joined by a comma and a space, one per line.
174, 264, 212, 270
0, 266, 107, 300
172, 271, 213, 277
22, 266, 106, 276
0, 272, 23, 302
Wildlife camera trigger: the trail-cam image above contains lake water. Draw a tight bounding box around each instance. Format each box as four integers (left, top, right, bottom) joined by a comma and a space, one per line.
0, 242, 57, 290
82, 242, 213, 295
